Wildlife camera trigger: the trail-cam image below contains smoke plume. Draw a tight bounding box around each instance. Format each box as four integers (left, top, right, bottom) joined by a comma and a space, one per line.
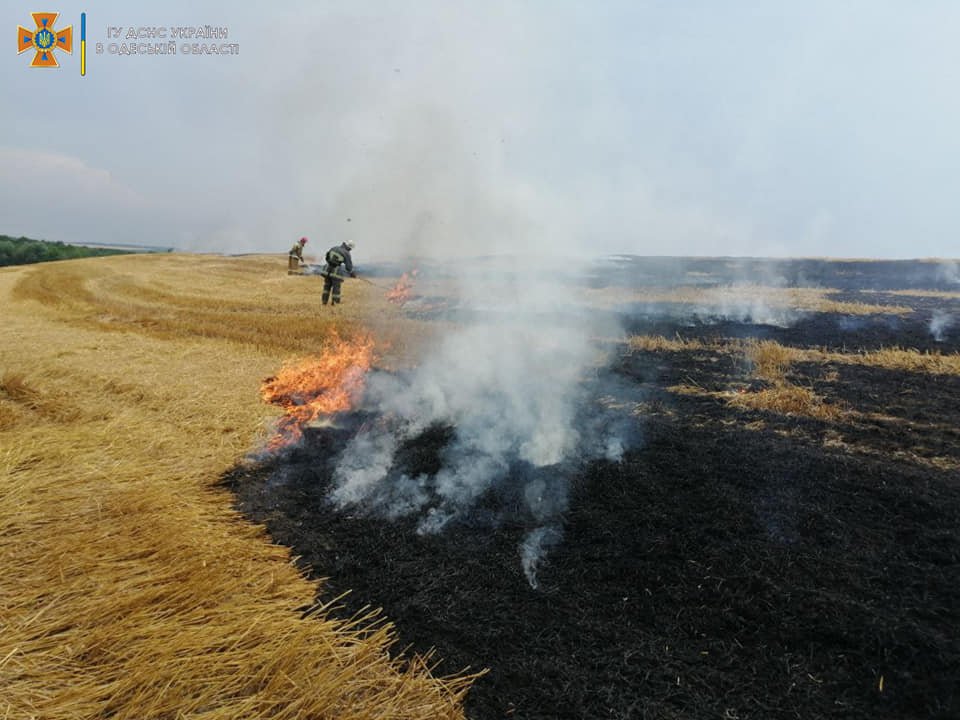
325, 270, 634, 587
938, 261, 960, 286
930, 310, 954, 342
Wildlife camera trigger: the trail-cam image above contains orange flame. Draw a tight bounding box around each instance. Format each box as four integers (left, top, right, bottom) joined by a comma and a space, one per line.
386, 269, 419, 306
260, 332, 374, 450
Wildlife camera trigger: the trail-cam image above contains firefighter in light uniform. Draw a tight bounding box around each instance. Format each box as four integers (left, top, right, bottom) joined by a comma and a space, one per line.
288, 237, 308, 274
321, 241, 356, 305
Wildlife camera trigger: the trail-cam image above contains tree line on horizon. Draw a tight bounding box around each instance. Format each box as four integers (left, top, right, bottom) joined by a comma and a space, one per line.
0, 235, 132, 267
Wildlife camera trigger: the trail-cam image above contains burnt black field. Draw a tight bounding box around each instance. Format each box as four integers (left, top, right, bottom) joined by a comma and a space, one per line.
224, 258, 960, 720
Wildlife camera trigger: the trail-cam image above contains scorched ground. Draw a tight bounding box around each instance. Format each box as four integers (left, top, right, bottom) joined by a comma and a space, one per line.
225, 258, 959, 720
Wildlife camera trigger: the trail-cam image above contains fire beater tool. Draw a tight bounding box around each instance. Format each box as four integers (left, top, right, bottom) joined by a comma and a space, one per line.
355, 276, 393, 291
304, 263, 390, 289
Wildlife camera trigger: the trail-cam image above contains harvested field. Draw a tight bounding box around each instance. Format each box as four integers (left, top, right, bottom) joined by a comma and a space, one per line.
0, 254, 468, 719
4, 254, 959, 719
228, 257, 960, 720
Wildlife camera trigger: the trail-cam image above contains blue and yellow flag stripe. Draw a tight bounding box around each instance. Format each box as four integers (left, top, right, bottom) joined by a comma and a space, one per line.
80, 13, 86, 75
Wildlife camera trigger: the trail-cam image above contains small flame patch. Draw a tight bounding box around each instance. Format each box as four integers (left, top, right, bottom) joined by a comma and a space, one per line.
260, 332, 374, 450
386, 269, 419, 306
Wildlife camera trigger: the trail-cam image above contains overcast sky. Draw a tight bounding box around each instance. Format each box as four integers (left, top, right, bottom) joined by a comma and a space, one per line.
2, 1, 958, 259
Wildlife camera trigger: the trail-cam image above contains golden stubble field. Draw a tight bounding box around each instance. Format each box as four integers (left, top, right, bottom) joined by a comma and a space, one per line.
0, 253, 468, 720
3, 253, 958, 718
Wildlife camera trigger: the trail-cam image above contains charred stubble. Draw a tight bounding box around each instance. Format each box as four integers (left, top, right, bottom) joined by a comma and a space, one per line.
227, 259, 960, 719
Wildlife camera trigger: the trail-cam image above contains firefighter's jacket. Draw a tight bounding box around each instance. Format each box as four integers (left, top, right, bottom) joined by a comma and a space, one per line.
324, 244, 354, 277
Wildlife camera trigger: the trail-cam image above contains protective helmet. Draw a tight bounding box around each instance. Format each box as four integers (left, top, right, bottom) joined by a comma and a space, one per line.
344, 241, 355, 250
299, 237, 308, 245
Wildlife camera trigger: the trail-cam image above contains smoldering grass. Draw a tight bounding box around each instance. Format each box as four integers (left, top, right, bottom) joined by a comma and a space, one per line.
929, 311, 953, 342
937, 260, 960, 286
322, 285, 633, 588
2, 253, 473, 719
520, 525, 563, 590
327, 322, 601, 520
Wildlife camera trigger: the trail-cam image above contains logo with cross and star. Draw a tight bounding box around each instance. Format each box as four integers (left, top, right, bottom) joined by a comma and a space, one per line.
17, 12, 73, 67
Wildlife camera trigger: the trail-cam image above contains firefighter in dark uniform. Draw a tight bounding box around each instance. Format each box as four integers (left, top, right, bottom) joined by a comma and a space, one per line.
321, 241, 356, 305
288, 237, 308, 274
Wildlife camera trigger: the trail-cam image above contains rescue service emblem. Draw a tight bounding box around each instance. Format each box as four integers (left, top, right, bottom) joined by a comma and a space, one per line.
17, 12, 72, 67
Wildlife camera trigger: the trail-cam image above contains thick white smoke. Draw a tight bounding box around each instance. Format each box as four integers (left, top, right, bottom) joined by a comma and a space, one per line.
278, 7, 653, 586
330, 318, 608, 505
686, 287, 800, 327
326, 270, 630, 586
625, 262, 802, 328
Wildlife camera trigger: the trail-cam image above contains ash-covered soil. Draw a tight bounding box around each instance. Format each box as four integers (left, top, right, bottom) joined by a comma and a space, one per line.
224, 258, 959, 720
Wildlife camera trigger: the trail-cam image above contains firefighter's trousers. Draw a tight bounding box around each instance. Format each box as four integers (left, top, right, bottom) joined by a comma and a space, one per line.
322, 275, 343, 305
